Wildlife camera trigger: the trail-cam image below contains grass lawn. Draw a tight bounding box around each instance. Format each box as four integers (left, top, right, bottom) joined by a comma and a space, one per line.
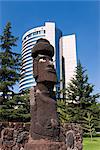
83, 137, 100, 150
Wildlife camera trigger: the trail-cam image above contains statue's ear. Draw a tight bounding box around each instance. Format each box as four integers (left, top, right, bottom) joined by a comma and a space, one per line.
33, 59, 38, 80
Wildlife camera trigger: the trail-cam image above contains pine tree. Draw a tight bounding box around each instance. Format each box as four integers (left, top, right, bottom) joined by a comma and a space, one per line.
65, 61, 100, 123
57, 99, 72, 124
83, 112, 95, 141
0, 90, 30, 122
0, 22, 20, 100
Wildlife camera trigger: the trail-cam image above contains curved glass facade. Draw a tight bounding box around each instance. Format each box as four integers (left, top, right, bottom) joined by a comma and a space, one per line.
20, 26, 46, 91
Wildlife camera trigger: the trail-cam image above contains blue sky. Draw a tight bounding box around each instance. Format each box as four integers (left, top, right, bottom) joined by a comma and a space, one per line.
0, 0, 100, 95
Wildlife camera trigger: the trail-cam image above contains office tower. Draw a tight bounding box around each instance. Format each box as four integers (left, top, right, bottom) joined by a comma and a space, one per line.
20, 22, 77, 95
60, 35, 77, 98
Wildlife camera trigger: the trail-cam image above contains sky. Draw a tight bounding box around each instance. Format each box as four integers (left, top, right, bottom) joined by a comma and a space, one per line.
0, 0, 100, 96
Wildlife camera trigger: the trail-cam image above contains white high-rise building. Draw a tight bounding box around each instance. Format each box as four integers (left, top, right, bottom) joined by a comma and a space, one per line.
20, 22, 77, 96
60, 35, 77, 90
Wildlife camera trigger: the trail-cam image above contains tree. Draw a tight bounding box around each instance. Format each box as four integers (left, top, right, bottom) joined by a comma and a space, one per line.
0, 90, 30, 122
83, 112, 95, 141
57, 99, 72, 124
61, 61, 100, 124
0, 22, 20, 100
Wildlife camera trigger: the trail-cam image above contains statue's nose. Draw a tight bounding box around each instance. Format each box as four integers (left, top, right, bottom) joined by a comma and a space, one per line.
48, 63, 54, 68
48, 63, 54, 69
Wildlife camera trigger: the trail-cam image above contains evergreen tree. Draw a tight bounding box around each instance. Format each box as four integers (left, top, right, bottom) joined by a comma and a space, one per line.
0, 90, 30, 122
0, 22, 20, 100
57, 99, 72, 124
83, 112, 95, 141
63, 61, 100, 124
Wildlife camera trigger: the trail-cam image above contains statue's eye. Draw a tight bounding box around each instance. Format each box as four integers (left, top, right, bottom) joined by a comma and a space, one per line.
39, 58, 46, 62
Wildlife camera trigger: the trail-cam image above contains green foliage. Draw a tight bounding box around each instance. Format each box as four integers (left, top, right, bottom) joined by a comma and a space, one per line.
58, 61, 100, 129
0, 90, 30, 122
0, 22, 30, 122
83, 133, 100, 138
57, 99, 72, 124
66, 61, 99, 105
0, 22, 21, 100
83, 112, 95, 141
65, 61, 100, 123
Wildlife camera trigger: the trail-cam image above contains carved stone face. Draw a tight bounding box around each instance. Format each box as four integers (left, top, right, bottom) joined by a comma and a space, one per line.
33, 55, 56, 83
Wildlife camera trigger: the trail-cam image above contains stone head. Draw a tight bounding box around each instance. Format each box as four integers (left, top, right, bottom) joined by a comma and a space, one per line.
31, 39, 57, 84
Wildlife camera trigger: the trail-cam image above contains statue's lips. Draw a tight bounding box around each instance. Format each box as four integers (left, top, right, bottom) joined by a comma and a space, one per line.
46, 68, 56, 73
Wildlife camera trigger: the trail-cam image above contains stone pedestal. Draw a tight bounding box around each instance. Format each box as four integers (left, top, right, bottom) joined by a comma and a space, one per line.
25, 139, 67, 150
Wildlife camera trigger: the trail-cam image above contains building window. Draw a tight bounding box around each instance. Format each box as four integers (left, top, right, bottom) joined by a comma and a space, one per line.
33, 32, 37, 36
20, 82, 34, 88
24, 37, 26, 41
28, 33, 32, 38
20, 77, 33, 84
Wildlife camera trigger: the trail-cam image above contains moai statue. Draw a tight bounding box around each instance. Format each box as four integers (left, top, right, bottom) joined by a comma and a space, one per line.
30, 38, 60, 141
25, 39, 66, 150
